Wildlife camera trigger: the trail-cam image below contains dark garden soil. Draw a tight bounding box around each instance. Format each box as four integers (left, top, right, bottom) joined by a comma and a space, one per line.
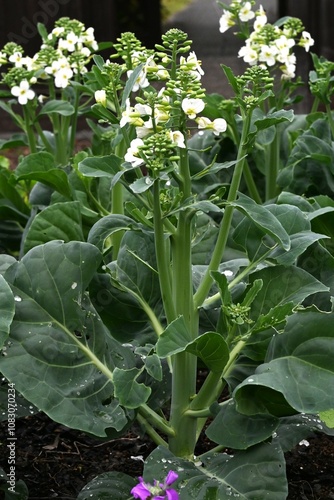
1, 410, 334, 499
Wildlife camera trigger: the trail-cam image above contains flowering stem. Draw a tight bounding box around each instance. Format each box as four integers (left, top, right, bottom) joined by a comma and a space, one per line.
265, 126, 280, 201
153, 179, 176, 323
194, 110, 253, 309
23, 105, 37, 153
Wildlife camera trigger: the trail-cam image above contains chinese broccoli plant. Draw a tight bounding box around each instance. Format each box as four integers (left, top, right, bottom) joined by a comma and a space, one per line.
1, 3, 334, 500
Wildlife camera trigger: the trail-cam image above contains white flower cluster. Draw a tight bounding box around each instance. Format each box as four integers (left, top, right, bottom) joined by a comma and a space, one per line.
1, 19, 98, 105
219, 2, 314, 79
94, 50, 227, 168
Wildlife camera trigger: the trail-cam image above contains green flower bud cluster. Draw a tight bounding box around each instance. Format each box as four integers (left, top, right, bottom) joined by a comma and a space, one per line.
140, 131, 180, 171
223, 303, 253, 326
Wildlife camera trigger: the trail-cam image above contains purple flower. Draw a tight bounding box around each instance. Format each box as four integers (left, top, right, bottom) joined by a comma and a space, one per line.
131, 471, 179, 500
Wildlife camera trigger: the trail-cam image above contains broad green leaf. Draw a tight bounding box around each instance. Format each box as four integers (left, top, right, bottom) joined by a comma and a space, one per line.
38, 99, 75, 116
156, 316, 192, 358
269, 231, 328, 265
144, 353, 162, 381
89, 272, 157, 345
78, 154, 123, 178
235, 310, 334, 415
231, 193, 290, 251
130, 176, 154, 193
206, 400, 279, 449
0, 134, 28, 151
116, 230, 160, 308
0, 241, 136, 436
0, 275, 15, 349
14, 152, 72, 198
186, 332, 229, 372
88, 214, 138, 251
0, 171, 30, 217
113, 367, 151, 408
247, 265, 329, 320
254, 109, 294, 131
23, 201, 84, 253
77, 471, 136, 500
144, 444, 287, 499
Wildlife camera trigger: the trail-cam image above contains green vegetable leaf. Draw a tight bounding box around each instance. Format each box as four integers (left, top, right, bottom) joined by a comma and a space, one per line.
1, 241, 136, 436
0, 274, 15, 349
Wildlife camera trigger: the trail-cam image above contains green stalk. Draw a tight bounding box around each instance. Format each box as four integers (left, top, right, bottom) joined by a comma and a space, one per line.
136, 413, 168, 447
111, 141, 127, 259
23, 105, 37, 153
168, 147, 198, 459
265, 125, 280, 201
153, 179, 176, 323
194, 110, 253, 309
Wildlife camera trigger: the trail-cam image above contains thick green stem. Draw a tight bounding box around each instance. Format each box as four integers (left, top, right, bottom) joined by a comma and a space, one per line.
167, 145, 199, 459
194, 110, 253, 309
265, 126, 280, 201
23, 105, 37, 153
325, 103, 334, 138
153, 179, 176, 323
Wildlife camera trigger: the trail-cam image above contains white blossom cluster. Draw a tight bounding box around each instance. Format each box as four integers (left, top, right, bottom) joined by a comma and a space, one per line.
0, 18, 98, 105
219, 1, 314, 79
95, 50, 227, 169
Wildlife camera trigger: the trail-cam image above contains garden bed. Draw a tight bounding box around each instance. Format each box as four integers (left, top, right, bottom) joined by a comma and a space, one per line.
1, 411, 334, 499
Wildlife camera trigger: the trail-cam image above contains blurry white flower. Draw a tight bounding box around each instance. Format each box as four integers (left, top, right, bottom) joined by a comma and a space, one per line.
239, 2, 255, 22
94, 89, 106, 107
11, 80, 35, 105
238, 43, 258, 65
254, 5, 267, 31
127, 68, 150, 92
124, 138, 145, 167
169, 130, 186, 148
196, 116, 227, 136
219, 10, 235, 33
181, 98, 205, 119
299, 31, 314, 52
259, 44, 278, 66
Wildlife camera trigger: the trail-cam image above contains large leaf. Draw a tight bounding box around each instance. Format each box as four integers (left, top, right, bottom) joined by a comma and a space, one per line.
88, 214, 139, 252
0, 274, 15, 349
77, 471, 136, 500
38, 99, 75, 116
78, 154, 123, 178
247, 265, 329, 321
235, 310, 334, 415
23, 201, 84, 253
0, 241, 136, 436
14, 152, 72, 198
231, 193, 291, 251
206, 400, 279, 449
143, 444, 287, 499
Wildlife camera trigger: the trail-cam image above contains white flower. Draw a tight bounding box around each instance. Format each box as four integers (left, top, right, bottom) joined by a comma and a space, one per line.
54, 67, 73, 88
169, 130, 186, 148
254, 5, 267, 31
11, 80, 35, 105
136, 120, 154, 139
299, 31, 314, 52
196, 116, 227, 136
181, 98, 205, 119
9, 51, 25, 67
238, 43, 258, 65
94, 89, 107, 107
259, 44, 278, 66
127, 68, 150, 92
238, 2, 255, 22
219, 10, 235, 33
60, 31, 79, 52
180, 51, 204, 79
124, 138, 145, 167
275, 35, 295, 62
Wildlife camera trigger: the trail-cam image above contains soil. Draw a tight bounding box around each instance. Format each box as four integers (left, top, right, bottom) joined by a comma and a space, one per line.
1, 410, 334, 499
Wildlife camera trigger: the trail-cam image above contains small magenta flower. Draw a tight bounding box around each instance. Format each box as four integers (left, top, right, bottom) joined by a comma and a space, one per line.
131, 470, 179, 500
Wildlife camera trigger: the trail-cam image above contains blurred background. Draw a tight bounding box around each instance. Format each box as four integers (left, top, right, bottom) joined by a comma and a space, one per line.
0, 0, 332, 133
